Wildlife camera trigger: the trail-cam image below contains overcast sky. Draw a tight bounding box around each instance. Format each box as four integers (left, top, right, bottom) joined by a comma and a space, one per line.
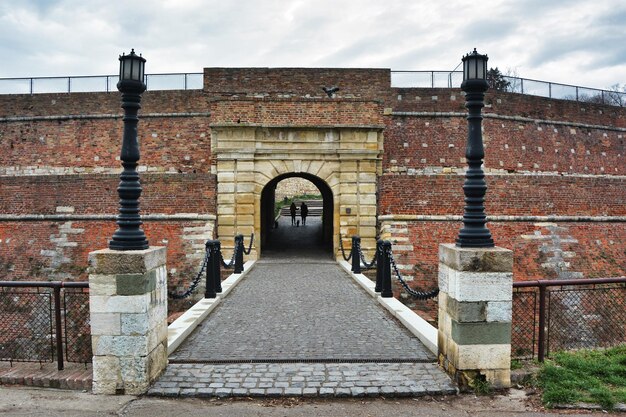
0, 0, 624, 90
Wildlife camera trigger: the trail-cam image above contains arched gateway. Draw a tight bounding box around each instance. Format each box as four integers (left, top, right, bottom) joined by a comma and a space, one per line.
260, 173, 334, 253
211, 124, 383, 258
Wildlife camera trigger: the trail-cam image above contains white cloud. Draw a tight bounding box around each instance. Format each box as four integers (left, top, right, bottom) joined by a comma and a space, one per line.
0, 0, 623, 89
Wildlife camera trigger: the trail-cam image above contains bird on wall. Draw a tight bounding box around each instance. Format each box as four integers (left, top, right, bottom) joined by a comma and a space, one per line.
322, 86, 340, 98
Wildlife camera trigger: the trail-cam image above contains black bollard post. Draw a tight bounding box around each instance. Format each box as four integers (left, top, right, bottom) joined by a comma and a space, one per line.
381, 240, 393, 298
204, 240, 217, 298
374, 239, 384, 292
214, 240, 223, 293
234, 234, 244, 274
351, 235, 361, 274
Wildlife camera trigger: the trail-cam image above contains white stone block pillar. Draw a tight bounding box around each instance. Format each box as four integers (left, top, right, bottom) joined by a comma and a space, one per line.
438, 243, 513, 389
88, 247, 168, 395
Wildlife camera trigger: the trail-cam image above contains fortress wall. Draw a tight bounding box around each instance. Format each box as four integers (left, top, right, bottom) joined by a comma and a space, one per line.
0, 68, 624, 312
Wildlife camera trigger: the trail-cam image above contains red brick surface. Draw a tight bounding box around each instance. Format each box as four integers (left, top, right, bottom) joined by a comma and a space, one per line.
0, 68, 624, 314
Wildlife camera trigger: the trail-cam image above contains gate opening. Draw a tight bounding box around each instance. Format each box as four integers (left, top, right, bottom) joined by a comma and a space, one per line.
260, 173, 333, 256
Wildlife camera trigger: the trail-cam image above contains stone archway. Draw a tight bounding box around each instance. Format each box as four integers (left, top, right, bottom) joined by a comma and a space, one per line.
211, 125, 382, 258
260, 173, 334, 254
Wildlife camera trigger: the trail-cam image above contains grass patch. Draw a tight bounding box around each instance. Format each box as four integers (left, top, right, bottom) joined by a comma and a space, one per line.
274, 194, 322, 217
537, 345, 626, 410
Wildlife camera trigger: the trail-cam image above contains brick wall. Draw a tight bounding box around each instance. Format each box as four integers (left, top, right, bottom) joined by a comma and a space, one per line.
210, 98, 383, 127
0, 174, 216, 215
381, 220, 626, 320
379, 175, 626, 216
0, 68, 624, 318
384, 117, 625, 176
204, 67, 390, 99
390, 88, 626, 128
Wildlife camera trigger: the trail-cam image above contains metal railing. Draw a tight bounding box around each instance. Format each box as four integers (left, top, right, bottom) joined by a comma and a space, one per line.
0, 73, 203, 95
512, 277, 626, 361
1, 69, 623, 106
340, 235, 438, 300
0, 280, 91, 370
169, 234, 253, 300
391, 71, 626, 106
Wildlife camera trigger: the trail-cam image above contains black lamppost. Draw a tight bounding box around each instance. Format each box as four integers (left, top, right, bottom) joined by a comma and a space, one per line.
456, 49, 494, 248
109, 49, 149, 251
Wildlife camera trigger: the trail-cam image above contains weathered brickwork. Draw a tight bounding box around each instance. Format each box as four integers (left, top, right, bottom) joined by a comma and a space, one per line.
1, 118, 212, 174
0, 174, 215, 214
0, 67, 624, 319
380, 221, 626, 307
204, 68, 390, 100
384, 117, 625, 176
210, 99, 384, 127
390, 88, 626, 128
379, 175, 626, 216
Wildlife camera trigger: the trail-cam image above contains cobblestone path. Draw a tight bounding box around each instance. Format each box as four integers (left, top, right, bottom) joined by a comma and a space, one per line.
150, 225, 456, 397
169, 261, 433, 362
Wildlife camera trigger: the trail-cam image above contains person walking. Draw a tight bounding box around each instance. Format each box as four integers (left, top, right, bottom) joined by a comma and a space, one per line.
300, 202, 308, 226
289, 202, 297, 226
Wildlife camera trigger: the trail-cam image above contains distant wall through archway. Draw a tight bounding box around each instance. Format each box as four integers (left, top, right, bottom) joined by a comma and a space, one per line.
260, 173, 333, 253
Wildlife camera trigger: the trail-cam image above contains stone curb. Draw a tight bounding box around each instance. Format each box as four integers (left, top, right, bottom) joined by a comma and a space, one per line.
337, 260, 438, 355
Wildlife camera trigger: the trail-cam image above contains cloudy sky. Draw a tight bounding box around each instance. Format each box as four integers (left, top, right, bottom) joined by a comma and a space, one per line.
0, 0, 624, 90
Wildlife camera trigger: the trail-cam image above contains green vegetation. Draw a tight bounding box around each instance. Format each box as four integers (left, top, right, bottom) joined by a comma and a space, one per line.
471, 376, 492, 395
537, 345, 626, 410
274, 194, 322, 217
510, 359, 523, 370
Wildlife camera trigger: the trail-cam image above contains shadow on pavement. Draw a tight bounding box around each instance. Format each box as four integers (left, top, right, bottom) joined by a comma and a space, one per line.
262, 216, 331, 262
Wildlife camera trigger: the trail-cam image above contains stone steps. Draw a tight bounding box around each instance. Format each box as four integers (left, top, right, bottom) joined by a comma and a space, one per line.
279, 200, 323, 217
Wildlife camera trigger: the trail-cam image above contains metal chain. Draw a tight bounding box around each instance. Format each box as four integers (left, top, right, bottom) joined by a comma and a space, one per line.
243, 233, 254, 255
357, 239, 377, 269
221, 243, 238, 269
388, 247, 439, 300
338, 236, 352, 262
168, 249, 210, 299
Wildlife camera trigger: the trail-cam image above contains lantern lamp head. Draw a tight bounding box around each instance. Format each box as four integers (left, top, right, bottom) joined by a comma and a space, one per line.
117, 49, 146, 93
461, 48, 489, 91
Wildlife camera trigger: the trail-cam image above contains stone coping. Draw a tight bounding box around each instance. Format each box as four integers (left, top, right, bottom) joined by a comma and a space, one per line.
167, 260, 256, 355
337, 260, 438, 355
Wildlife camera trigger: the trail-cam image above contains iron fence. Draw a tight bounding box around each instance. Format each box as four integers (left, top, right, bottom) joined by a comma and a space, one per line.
0, 281, 91, 370
0, 73, 203, 94
391, 71, 626, 106
512, 277, 626, 361
1, 70, 623, 106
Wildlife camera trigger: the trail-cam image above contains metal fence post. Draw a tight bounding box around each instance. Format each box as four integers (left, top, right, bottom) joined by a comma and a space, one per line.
53, 285, 64, 370
351, 236, 361, 274
537, 284, 547, 362
204, 240, 217, 298
374, 239, 384, 292
234, 234, 244, 274
381, 241, 393, 298
214, 240, 223, 293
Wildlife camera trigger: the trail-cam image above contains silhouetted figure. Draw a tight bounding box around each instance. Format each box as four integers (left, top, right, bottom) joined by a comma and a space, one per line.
300, 202, 308, 226
290, 202, 297, 226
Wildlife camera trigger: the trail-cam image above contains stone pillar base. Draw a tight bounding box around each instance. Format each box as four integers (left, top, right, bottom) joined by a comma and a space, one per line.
89, 247, 168, 395
437, 243, 513, 389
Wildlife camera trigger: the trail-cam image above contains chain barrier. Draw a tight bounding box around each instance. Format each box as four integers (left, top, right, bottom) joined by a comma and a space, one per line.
243, 233, 254, 255
387, 247, 439, 300
168, 248, 210, 299
338, 236, 352, 262
357, 239, 377, 269
220, 242, 238, 269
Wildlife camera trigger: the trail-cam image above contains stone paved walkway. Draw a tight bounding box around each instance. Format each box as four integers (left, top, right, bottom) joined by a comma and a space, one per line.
168, 261, 433, 362
149, 362, 454, 398
149, 218, 455, 397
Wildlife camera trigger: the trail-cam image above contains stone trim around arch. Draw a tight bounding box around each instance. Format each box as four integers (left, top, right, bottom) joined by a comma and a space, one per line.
211, 125, 383, 259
